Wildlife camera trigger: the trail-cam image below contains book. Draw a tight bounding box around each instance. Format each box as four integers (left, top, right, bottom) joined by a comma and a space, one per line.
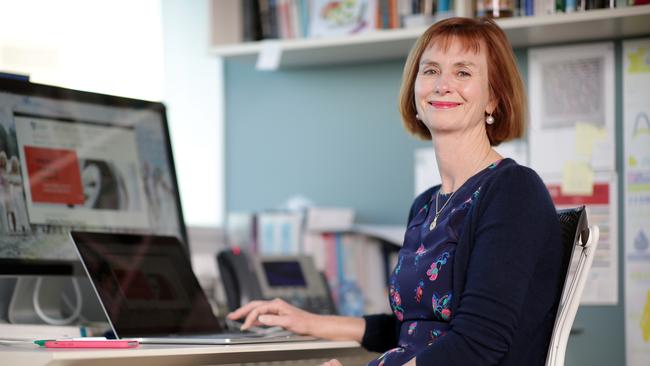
299, 0, 311, 37
309, 0, 377, 38
242, 0, 263, 41
267, 0, 280, 38
210, 0, 244, 45
351, 224, 405, 247
304, 207, 355, 232
259, 0, 273, 39
256, 211, 303, 254
302, 224, 402, 315
380, 0, 390, 28
277, 0, 291, 39
526, 0, 536, 14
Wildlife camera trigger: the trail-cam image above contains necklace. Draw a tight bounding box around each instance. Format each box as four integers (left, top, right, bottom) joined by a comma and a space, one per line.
430, 189, 457, 230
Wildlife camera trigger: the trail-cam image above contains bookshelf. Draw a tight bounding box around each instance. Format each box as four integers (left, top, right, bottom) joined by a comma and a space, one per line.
211, 5, 650, 69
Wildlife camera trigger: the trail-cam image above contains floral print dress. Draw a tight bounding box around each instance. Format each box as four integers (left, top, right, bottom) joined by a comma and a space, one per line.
367, 159, 510, 366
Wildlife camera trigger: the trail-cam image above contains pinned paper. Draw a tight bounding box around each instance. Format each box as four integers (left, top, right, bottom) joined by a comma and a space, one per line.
575, 122, 606, 158
627, 47, 650, 74
642, 290, 650, 342
256, 41, 282, 71
561, 161, 594, 195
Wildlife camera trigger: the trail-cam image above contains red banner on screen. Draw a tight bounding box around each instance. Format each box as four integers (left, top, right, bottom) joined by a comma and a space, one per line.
24, 146, 84, 205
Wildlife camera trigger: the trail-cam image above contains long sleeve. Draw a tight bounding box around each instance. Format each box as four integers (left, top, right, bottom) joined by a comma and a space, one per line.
360, 187, 435, 354
414, 166, 562, 366
361, 313, 401, 353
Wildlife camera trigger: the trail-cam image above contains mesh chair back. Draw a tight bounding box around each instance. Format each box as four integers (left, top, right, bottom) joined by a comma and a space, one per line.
546, 206, 599, 366
555, 207, 588, 304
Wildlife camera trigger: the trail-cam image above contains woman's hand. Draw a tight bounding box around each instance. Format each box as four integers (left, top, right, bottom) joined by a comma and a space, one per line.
320, 359, 343, 366
227, 298, 318, 335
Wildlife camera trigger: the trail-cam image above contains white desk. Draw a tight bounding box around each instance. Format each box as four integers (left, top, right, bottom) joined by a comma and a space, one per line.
0, 340, 376, 366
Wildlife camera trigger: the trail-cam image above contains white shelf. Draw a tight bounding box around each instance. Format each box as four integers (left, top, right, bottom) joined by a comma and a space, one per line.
211, 6, 650, 69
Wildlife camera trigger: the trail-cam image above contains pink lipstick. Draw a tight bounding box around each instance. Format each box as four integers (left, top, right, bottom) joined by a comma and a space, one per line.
430, 101, 461, 109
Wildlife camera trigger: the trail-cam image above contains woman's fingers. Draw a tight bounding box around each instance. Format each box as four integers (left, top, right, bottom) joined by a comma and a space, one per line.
320, 359, 343, 366
258, 314, 291, 329
241, 306, 264, 330
240, 299, 290, 330
227, 298, 311, 332
227, 298, 318, 335
227, 300, 267, 320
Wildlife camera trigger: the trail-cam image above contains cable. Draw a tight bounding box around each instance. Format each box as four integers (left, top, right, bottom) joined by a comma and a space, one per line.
32, 277, 83, 326
61, 290, 89, 323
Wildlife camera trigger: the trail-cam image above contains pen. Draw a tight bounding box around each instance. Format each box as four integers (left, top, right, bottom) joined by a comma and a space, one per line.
42, 340, 139, 349
34, 337, 107, 346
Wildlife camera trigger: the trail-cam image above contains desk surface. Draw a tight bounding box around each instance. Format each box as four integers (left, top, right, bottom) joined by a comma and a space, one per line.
1, 340, 373, 366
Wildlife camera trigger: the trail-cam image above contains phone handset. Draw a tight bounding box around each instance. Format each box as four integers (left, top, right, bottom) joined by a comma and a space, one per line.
216, 247, 264, 311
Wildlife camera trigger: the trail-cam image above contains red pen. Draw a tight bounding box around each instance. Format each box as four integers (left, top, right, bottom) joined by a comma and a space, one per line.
43, 340, 139, 348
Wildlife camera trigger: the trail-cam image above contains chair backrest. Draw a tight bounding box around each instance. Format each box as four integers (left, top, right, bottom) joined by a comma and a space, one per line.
545, 206, 600, 366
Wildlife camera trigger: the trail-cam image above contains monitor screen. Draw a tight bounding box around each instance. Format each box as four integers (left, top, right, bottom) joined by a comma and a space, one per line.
262, 261, 307, 287
0, 78, 187, 275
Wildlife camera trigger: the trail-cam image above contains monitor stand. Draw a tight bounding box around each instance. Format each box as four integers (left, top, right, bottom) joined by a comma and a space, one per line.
8, 276, 70, 324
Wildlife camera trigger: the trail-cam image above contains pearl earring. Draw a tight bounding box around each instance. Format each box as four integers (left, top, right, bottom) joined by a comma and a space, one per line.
416, 114, 421, 120
486, 114, 495, 125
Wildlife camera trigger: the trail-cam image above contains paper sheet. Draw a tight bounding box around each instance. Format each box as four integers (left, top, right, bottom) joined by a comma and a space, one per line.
561, 161, 594, 195
575, 121, 606, 158
545, 172, 618, 305
256, 41, 282, 71
623, 38, 650, 366
528, 43, 615, 176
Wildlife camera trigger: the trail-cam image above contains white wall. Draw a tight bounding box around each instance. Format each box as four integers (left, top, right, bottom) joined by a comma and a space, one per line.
0, 0, 165, 100
160, 0, 224, 228
0, 0, 224, 227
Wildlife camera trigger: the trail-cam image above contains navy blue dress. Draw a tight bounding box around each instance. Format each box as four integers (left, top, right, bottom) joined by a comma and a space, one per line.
367, 159, 508, 366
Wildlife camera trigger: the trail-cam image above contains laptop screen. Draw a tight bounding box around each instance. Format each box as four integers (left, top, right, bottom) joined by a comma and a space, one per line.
71, 231, 222, 337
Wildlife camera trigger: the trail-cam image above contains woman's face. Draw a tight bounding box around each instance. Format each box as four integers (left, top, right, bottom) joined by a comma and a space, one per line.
82, 163, 101, 208
414, 38, 494, 138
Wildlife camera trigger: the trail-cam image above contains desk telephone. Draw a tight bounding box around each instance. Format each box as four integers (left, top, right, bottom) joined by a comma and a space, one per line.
216, 248, 337, 315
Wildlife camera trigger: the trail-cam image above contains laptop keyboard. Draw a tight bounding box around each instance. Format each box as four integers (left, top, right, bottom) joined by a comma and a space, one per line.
183, 331, 266, 339
224, 319, 288, 336
176, 320, 292, 340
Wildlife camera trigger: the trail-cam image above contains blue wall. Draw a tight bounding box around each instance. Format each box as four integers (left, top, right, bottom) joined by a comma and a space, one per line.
225, 59, 429, 224
224, 45, 625, 365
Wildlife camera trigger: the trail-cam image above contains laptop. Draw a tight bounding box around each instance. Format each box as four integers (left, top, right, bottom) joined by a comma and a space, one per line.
69, 230, 316, 344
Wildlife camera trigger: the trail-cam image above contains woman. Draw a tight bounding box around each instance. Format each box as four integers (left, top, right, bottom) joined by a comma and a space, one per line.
228, 17, 562, 366
7, 156, 30, 233
0, 151, 9, 232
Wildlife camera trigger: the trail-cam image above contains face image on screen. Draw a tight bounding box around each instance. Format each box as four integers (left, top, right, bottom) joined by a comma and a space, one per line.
0, 79, 186, 273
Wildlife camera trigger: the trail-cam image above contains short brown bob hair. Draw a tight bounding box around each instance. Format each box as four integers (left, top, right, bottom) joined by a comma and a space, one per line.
399, 17, 525, 146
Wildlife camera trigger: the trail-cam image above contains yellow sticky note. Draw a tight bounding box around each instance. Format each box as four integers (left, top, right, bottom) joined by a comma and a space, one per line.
561, 161, 594, 195
642, 290, 650, 342
627, 47, 650, 74
575, 122, 606, 158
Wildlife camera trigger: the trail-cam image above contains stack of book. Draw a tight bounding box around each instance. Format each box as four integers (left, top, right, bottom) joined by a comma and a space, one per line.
224, 207, 399, 316
212, 0, 646, 45
211, 0, 452, 43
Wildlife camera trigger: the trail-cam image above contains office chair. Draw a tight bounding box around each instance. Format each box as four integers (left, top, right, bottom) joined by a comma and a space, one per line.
545, 206, 600, 366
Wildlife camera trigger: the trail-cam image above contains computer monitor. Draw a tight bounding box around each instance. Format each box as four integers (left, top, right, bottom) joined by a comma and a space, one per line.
0, 78, 187, 276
